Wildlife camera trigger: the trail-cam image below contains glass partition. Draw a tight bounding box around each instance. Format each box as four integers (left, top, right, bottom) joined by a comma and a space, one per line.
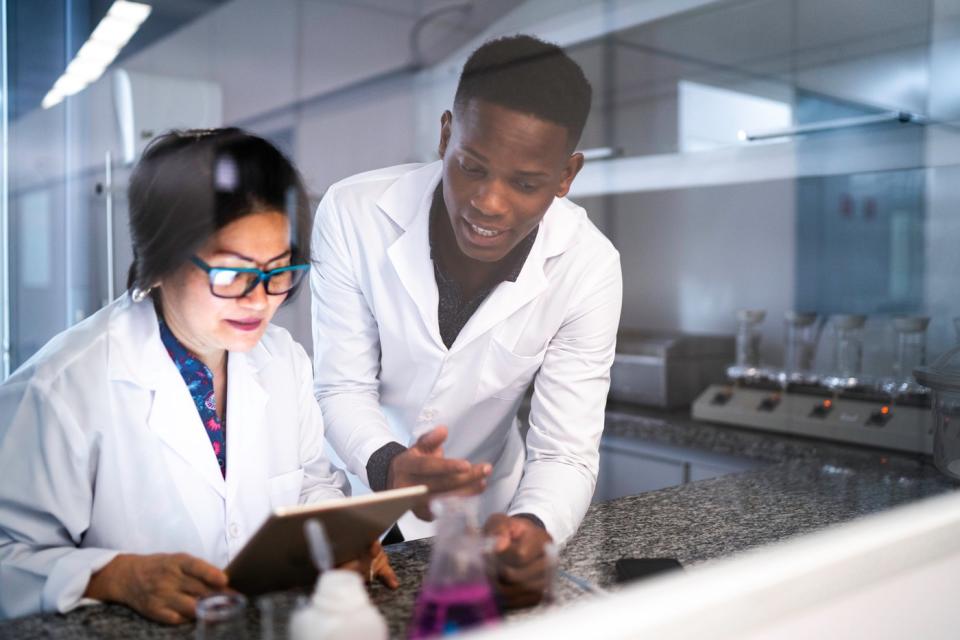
2, 0, 960, 381
0, 0, 960, 632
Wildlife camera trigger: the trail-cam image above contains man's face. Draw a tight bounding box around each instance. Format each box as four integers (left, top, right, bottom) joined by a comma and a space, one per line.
438, 99, 584, 263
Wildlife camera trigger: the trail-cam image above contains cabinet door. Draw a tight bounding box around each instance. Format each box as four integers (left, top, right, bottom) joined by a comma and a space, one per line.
594, 443, 686, 503
689, 461, 736, 482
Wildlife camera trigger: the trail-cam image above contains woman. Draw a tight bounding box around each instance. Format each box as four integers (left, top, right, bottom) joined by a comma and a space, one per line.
0, 129, 396, 623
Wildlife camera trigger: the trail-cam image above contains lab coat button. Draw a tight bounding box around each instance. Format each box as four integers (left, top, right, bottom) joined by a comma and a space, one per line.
229, 522, 240, 539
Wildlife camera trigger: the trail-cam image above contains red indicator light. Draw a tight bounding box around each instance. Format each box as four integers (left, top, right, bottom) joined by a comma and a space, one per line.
823, 400, 832, 408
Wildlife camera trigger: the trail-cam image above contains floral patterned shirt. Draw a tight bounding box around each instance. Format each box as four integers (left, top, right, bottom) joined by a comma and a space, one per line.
159, 319, 227, 477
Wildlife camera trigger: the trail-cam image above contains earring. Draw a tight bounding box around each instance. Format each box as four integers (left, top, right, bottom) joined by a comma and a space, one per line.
131, 286, 152, 303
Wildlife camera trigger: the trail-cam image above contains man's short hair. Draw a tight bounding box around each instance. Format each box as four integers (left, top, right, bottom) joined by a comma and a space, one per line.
454, 34, 592, 151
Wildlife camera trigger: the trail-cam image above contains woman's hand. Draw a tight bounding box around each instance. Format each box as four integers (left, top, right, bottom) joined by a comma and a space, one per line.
85, 553, 229, 625
338, 541, 399, 589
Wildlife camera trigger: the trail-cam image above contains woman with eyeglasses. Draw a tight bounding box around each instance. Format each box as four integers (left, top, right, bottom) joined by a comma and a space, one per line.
0, 129, 397, 623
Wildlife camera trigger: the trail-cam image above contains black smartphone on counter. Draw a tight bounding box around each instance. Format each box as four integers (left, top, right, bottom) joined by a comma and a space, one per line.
614, 557, 683, 584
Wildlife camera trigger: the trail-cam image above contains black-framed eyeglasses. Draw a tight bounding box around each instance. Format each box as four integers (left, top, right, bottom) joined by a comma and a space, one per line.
190, 256, 309, 299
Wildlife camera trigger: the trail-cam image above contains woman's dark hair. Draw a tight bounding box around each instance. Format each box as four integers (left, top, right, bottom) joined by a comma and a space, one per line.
126, 127, 312, 304
454, 35, 592, 151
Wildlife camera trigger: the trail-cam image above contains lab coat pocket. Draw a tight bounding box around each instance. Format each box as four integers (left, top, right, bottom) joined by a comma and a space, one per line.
476, 338, 547, 402
267, 467, 305, 510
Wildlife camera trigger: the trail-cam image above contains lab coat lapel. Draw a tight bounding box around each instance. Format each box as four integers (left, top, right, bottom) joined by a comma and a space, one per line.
450, 232, 548, 353
147, 378, 227, 499
449, 197, 581, 353
224, 346, 270, 503
107, 297, 228, 498
380, 163, 445, 349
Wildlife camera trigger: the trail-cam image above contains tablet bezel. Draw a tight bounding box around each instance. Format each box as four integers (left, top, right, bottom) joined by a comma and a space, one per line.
226, 484, 427, 595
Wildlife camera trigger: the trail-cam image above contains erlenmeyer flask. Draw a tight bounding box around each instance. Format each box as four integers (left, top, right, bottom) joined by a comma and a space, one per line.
409, 496, 499, 638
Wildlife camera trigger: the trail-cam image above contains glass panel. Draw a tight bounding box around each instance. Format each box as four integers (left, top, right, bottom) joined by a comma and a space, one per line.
8, 12, 960, 629
0, 0, 8, 379
2, 0, 960, 383
2, 0, 524, 372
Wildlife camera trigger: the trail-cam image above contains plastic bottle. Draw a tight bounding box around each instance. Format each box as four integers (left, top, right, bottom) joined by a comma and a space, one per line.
288, 570, 387, 640
288, 518, 388, 640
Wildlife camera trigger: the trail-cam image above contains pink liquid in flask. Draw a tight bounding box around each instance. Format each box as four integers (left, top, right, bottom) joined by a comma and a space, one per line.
409, 581, 500, 638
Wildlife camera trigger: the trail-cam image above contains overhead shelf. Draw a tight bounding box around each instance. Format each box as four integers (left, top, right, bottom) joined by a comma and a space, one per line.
569, 123, 952, 197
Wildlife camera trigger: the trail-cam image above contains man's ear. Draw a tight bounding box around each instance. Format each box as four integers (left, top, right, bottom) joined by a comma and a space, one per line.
438, 110, 453, 158
556, 152, 585, 198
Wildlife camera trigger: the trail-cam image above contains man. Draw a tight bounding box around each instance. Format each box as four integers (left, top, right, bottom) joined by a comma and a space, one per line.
311, 35, 621, 605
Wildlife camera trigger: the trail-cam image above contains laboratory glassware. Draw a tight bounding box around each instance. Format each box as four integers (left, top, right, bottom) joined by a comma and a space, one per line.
783, 312, 818, 383
915, 346, 960, 480
409, 496, 500, 638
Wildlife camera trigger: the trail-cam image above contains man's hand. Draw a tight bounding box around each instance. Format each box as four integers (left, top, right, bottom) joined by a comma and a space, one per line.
85, 553, 229, 625
387, 426, 491, 520
484, 513, 554, 608
338, 541, 399, 589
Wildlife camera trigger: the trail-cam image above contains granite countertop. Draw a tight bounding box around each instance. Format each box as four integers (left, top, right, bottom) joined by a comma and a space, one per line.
2, 407, 957, 638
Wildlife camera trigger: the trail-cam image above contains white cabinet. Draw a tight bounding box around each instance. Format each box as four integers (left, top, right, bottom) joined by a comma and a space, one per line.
593, 434, 761, 503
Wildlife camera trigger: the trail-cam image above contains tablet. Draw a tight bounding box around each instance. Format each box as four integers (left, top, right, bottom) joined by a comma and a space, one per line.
226, 484, 428, 595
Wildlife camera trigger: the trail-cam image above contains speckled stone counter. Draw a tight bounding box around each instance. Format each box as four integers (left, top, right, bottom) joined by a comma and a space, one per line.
2, 407, 957, 638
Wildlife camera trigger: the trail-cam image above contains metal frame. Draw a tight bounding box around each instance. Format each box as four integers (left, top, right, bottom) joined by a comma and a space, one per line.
1, 0, 10, 380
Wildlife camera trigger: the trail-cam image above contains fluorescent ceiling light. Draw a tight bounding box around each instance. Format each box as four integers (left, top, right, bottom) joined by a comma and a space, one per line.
41, 1, 151, 110
90, 16, 140, 47
76, 40, 121, 65
54, 74, 89, 96
108, 0, 152, 23
42, 92, 64, 110
66, 58, 108, 84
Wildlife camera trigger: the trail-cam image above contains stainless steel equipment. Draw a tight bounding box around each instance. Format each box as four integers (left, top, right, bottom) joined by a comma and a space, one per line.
692, 383, 932, 454
692, 312, 933, 455
610, 330, 735, 408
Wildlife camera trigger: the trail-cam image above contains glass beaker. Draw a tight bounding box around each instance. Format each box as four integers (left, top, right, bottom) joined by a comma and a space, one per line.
783, 312, 817, 381
892, 316, 930, 388
915, 346, 960, 480
735, 309, 766, 372
196, 592, 248, 640
409, 496, 500, 638
831, 315, 866, 381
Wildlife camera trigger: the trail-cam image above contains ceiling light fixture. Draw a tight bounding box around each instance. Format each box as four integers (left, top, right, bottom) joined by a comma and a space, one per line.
41, 1, 151, 110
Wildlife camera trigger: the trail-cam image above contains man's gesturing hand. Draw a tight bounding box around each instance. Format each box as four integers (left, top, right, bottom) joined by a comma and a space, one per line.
387, 426, 491, 520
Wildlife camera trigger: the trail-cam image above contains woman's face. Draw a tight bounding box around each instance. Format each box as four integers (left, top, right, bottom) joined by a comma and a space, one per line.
158, 210, 292, 359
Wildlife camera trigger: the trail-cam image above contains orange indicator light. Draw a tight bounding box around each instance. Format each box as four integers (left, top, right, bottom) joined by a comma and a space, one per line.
823, 400, 832, 408
881, 406, 890, 415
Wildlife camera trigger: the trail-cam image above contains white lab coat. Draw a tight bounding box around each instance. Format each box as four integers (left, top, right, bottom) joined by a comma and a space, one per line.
311, 161, 622, 543
0, 294, 347, 619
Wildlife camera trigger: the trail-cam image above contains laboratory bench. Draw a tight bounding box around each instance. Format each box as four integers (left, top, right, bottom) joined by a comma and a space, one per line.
1, 406, 956, 638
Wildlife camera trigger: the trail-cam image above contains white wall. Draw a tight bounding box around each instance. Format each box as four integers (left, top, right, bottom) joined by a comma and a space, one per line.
610, 179, 797, 366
